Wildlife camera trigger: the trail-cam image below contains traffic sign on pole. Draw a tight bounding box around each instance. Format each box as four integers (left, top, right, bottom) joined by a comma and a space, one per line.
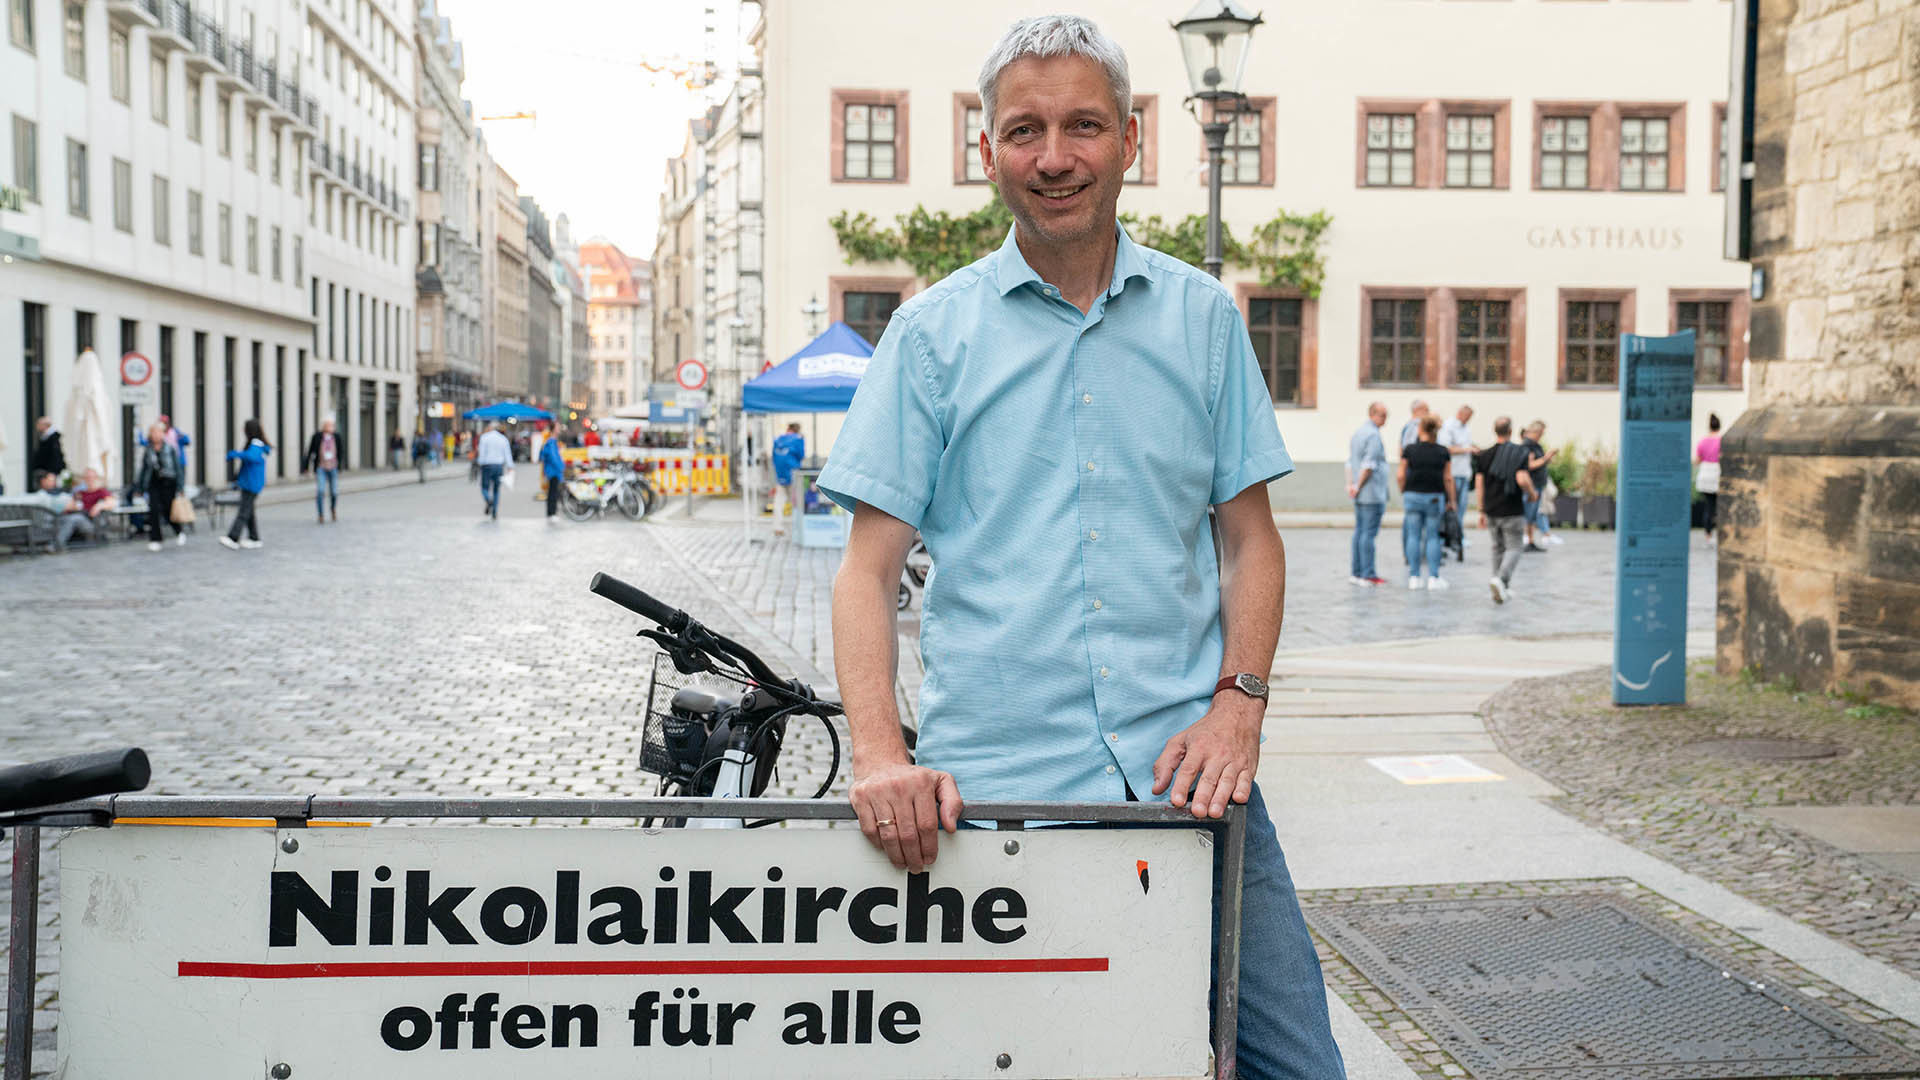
676, 359, 709, 392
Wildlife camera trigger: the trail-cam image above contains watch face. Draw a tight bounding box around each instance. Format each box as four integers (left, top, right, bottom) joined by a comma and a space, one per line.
1237, 673, 1269, 698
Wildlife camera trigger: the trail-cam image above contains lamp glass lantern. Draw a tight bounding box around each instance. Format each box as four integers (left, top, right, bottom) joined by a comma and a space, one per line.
1173, 0, 1263, 102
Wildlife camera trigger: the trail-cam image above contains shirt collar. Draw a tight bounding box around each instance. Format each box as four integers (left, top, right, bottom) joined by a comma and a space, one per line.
991, 221, 1157, 298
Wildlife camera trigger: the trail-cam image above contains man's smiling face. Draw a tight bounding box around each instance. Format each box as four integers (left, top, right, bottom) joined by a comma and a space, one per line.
982, 54, 1136, 251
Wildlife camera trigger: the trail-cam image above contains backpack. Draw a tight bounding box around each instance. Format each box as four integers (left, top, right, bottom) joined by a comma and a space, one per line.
1487, 443, 1527, 498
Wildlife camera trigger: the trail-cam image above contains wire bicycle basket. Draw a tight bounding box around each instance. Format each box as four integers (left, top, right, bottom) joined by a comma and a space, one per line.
638, 650, 751, 781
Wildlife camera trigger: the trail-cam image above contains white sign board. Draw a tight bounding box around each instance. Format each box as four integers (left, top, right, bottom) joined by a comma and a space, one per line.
59, 825, 1212, 1079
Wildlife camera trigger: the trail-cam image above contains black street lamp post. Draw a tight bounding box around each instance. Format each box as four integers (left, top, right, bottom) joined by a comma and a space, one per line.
1173, 0, 1264, 280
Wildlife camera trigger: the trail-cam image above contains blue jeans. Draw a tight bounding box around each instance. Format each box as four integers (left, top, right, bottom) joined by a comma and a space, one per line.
313, 467, 337, 517
479, 463, 503, 515
1350, 501, 1383, 579
1453, 473, 1473, 513
1219, 785, 1347, 1079
1524, 495, 1552, 537
1401, 491, 1445, 578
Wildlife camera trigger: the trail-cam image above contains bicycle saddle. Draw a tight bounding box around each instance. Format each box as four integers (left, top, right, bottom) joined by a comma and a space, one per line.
671, 687, 740, 715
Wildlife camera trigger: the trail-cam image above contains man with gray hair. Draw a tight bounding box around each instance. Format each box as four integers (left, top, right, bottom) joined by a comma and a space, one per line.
820, 15, 1344, 1078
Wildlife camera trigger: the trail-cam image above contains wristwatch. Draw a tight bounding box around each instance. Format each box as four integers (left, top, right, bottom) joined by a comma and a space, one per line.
1214, 673, 1270, 701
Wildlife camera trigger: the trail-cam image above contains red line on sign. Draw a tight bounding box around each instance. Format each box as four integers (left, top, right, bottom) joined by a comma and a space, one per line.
177, 957, 1109, 980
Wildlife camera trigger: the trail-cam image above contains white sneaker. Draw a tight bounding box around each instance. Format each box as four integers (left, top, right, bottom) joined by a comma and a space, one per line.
175, 531, 186, 546
240, 539, 263, 549
147, 541, 163, 552
1489, 576, 1509, 604
1349, 576, 1371, 587
1546, 535, 1564, 546
1408, 577, 1424, 591
1427, 576, 1449, 591
218, 536, 240, 550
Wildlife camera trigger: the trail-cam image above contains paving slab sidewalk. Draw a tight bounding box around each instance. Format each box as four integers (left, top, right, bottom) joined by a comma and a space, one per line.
1262, 630, 1920, 1078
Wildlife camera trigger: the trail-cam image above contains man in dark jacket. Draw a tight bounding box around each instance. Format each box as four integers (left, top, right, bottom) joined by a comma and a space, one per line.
30, 417, 65, 482
302, 418, 343, 523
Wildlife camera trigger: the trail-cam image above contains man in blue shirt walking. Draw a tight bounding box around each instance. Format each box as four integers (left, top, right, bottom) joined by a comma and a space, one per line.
818, 16, 1343, 1079
771, 422, 805, 536
1346, 402, 1390, 586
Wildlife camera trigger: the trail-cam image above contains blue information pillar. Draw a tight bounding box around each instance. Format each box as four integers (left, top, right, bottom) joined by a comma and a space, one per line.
1613, 331, 1695, 705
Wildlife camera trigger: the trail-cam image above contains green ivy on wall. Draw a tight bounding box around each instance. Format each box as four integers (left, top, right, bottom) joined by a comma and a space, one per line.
829, 192, 1332, 297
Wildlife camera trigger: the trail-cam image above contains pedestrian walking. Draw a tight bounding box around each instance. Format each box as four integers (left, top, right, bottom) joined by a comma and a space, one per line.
1347, 401, 1389, 586
410, 430, 433, 483
1397, 399, 1429, 452
1398, 415, 1454, 589
476, 423, 512, 520
1521, 420, 1560, 550
442, 431, 456, 462
30, 417, 65, 482
1439, 404, 1476, 518
815, 17, 1341, 1077
302, 418, 342, 523
219, 419, 271, 550
1695, 413, 1722, 545
389, 432, 406, 471
772, 422, 806, 537
1473, 416, 1537, 604
539, 429, 565, 524
135, 421, 188, 551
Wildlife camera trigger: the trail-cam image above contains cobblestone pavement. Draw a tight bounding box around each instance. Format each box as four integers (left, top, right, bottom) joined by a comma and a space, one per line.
1486, 663, 1920, 977
0, 480, 1719, 1069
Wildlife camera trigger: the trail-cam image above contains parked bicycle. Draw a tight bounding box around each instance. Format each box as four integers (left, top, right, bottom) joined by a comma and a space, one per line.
591, 572, 846, 828
562, 466, 653, 522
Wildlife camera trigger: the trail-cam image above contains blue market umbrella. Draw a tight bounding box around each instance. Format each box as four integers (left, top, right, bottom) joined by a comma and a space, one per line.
742, 322, 874, 414
462, 401, 554, 421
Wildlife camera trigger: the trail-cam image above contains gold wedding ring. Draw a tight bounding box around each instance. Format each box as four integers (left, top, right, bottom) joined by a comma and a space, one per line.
874, 818, 895, 827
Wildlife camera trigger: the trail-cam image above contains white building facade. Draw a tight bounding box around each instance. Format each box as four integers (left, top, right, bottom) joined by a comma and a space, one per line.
302, 0, 416, 469
2, 0, 317, 489
412, 0, 482, 434
759, 0, 1750, 502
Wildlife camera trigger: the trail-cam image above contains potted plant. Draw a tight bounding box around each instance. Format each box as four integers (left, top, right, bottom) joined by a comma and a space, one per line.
1578, 447, 1618, 529
1546, 441, 1582, 528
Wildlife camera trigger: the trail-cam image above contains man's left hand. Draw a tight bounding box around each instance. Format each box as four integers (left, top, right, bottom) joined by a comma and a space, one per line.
1151, 694, 1263, 819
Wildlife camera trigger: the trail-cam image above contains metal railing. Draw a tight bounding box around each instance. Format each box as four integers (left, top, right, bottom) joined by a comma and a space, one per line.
4, 795, 1247, 1080
191, 14, 225, 67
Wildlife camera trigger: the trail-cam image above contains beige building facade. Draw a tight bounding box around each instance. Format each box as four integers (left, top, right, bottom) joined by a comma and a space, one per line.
484, 159, 525, 401
759, 0, 1752, 501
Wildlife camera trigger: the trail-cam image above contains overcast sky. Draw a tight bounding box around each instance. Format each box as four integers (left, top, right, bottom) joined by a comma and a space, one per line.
435, 0, 745, 260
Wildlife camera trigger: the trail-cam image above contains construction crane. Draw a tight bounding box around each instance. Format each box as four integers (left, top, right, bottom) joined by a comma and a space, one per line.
479, 111, 535, 123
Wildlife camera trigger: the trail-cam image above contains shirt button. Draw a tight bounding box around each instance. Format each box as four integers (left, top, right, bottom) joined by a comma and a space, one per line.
1105, 765, 1117, 775
1088, 529, 1099, 540
1092, 599, 1103, 610
1086, 461, 1096, 472
1108, 733, 1119, 743
1082, 393, 1092, 404
1099, 666, 1110, 679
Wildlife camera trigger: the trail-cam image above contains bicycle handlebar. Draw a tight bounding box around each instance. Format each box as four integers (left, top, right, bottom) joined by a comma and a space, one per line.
590, 572, 684, 629
0, 748, 151, 814
589, 573, 794, 692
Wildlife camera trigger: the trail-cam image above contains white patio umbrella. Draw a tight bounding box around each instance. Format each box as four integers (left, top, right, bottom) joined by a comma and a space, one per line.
62, 349, 118, 484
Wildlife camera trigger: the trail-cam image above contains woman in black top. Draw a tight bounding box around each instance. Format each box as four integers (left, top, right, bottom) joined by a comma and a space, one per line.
1397, 415, 1456, 589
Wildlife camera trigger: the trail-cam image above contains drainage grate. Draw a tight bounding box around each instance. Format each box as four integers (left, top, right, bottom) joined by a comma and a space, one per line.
1305, 892, 1920, 1079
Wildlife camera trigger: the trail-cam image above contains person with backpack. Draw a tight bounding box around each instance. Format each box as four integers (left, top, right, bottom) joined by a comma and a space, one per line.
1472, 416, 1538, 604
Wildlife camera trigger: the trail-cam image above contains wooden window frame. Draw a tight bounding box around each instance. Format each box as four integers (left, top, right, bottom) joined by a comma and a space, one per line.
1533, 102, 1684, 192
830, 89, 909, 184
1127, 94, 1157, 186
1617, 102, 1686, 193
953, 92, 986, 185
1357, 99, 1510, 190
1445, 287, 1527, 389
830, 275, 918, 344
1711, 101, 1727, 193
1235, 284, 1318, 408
1359, 286, 1439, 388
1202, 96, 1276, 188
1557, 287, 1636, 389
1668, 288, 1747, 390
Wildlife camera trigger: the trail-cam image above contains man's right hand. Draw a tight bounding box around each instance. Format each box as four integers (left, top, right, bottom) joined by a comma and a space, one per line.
849, 761, 962, 873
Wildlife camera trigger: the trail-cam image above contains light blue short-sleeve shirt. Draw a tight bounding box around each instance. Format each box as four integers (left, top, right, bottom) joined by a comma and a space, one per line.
818, 225, 1293, 804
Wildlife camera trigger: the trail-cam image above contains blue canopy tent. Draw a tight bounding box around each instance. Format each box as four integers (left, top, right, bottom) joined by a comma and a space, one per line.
462, 401, 553, 421
739, 322, 874, 544
741, 321, 873, 414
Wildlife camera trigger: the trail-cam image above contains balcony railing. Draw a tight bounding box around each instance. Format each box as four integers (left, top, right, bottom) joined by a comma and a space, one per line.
231, 42, 254, 87
160, 0, 191, 40
260, 61, 278, 101
190, 15, 225, 68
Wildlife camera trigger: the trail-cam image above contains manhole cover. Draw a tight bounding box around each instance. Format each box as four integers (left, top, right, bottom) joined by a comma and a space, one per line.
1690, 737, 1845, 761
1305, 892, 1920, 1079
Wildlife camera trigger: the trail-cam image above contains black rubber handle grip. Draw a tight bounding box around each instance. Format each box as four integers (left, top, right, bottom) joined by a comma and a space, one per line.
589, 572, 684, 628
0, 748, 151, 814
